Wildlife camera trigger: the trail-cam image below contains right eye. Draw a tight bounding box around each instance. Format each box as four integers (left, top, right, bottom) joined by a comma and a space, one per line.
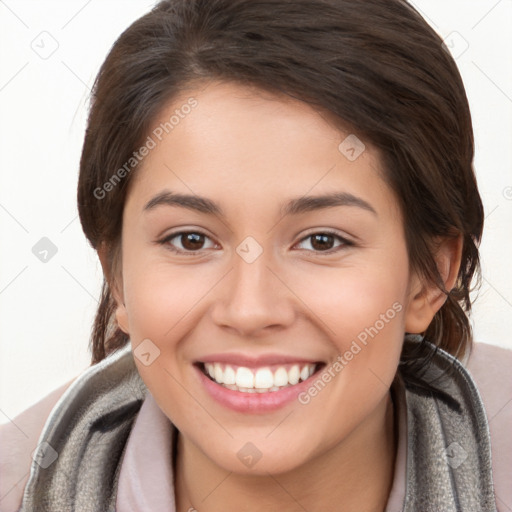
159, 231, 218, 254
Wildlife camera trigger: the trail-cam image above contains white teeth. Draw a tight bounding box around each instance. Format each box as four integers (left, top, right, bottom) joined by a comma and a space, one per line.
203, 362, 317, 392
236, 367, 254, 388
214, 363, 223, 384
254, 368, 274, 389
223, 365, 236, 385
273, 367, 288, 387
288, 365, 300, 385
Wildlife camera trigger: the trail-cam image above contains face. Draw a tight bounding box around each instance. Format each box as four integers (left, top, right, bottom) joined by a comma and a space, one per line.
109, 80, 427, 475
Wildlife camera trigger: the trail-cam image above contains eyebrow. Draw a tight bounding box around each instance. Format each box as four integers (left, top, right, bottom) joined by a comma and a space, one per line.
143, 190, 377, 217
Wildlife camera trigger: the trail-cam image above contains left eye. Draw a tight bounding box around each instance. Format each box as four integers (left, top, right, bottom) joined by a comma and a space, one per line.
295, 232, 351, 253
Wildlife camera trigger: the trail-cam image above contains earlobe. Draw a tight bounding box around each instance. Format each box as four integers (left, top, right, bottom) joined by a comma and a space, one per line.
115, 304, 130, 335
97, 242, 130, 335
404, 234, 463, 334
404, 278, 439, 334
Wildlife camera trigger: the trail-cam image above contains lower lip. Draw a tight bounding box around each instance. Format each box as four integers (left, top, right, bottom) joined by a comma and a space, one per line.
194, 364, 321, 414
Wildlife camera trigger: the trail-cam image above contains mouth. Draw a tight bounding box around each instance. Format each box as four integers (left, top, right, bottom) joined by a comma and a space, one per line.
196, 361, 326, 393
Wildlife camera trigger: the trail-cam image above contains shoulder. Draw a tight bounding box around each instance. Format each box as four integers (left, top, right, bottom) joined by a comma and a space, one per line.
465, 341, 512, 385
464, 342, 512, 512
0, 377, 77, 512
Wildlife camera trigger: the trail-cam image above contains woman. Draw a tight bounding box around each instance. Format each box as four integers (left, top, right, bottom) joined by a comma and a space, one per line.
1, 0, 511, 511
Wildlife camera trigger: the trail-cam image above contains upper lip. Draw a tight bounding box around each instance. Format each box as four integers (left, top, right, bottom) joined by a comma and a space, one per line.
197, 353, 322, 368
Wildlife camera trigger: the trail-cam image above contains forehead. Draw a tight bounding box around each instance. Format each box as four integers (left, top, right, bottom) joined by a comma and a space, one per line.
125, 80, 399, 223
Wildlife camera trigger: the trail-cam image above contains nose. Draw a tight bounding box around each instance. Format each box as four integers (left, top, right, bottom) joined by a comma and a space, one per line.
210, 243, 295, 338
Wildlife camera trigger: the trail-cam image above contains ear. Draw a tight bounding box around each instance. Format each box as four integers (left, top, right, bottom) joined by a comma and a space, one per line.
97, 242, 130, 335
404, 234, 463, 334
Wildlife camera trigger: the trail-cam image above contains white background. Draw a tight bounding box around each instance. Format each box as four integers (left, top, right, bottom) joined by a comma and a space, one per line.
0, 0, 511, 421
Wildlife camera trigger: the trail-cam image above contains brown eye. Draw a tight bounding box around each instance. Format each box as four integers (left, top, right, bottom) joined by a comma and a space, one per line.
295, 231, 352, 253
180, 232, 206, 250
310, 233, 335, 251
161, 231, 217, 254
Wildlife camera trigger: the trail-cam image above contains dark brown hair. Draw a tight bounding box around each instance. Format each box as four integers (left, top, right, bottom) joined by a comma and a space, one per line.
77, 0, 483, 365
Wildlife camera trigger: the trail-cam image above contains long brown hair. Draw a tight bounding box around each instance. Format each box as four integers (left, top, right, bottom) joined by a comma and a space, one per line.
77, 0, 483, 365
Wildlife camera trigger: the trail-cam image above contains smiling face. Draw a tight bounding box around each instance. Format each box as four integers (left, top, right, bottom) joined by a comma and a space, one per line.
105, 80, 434, 476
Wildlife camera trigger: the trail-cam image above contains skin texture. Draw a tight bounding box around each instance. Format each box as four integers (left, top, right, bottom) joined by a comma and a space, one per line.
99, 80, 462, 511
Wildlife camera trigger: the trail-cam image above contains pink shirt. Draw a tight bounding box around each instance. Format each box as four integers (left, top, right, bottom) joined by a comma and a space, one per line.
1, 342, 511, 511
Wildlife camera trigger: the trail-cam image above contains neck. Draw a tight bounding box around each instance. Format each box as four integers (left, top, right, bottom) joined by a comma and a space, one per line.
174, 391, 397, 512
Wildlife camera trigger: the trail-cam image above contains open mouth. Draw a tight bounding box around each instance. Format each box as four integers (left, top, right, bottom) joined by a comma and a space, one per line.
196, 361, 326, 393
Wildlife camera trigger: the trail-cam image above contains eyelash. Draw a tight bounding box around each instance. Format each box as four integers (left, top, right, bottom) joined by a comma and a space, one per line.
157, 229, 354, 256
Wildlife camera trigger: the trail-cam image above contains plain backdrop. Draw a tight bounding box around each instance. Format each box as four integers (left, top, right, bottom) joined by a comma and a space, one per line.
0, 0, 511, 421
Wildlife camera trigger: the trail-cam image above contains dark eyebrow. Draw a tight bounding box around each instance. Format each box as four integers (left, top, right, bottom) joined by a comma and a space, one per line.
143, 190, 377, 217
144, 191, 222, 216
280, 192, 377, 217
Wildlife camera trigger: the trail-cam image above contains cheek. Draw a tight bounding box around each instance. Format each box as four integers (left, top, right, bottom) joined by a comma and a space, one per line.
288, 256, 409, 401
291, 263, 408, 343
288, 268, 406, 444
121, 237, 217, 343
120, 258, 211, 425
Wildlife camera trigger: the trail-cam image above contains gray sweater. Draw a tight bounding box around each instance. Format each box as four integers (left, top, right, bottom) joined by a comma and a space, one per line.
11, 337, 503, 511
